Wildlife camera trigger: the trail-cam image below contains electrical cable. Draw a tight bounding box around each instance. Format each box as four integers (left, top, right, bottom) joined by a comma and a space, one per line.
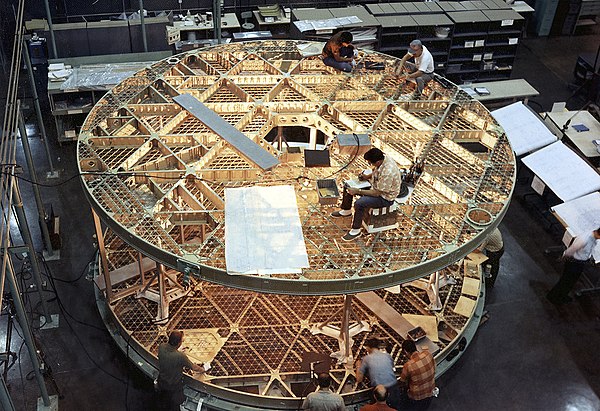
124, 331, 133, 411
35, 253, 128, 383
319, 133, 363, 180
17, 340, 26, 411
40, 253, 111, 332
2, 133, 366, 190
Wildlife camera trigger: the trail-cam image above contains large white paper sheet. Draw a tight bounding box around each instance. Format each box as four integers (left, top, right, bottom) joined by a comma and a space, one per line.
522, 141, 600, 202
225, 185, 309, 275
552, 192, 600, 262
492, 102, 557, 156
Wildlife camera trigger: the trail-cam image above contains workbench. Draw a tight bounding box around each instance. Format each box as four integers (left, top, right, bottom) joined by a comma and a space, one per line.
47, 51, 171, 142
172, 13, 240, 41
544, 110, 600, 163
460, 78, 539, 105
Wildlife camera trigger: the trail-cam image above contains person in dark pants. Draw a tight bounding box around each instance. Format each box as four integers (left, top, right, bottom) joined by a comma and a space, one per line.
331, 148, 402, 241
157, 330, 204, 411
322, 31, 356, 73
394, 39, 435, 98
356, 337, 402, 410
399, 340, 435, 411
547, 227, 600, 304
476, 227, 504, 288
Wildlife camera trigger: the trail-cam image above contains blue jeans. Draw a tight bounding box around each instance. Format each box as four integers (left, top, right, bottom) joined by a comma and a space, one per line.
340, 187, 394, 229
323, 56, 352, 73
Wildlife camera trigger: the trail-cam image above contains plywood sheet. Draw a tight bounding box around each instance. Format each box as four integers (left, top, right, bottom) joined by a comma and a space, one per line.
466, 251, 488, 265
461, 277, 480, 297
453, 296, 477, 317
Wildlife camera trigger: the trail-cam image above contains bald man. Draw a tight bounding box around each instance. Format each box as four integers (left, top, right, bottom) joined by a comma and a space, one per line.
360, 385, 395, 411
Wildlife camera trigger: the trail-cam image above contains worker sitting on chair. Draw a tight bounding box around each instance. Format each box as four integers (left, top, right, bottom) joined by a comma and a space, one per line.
395, 39, 435, 99
331, 148, 402, 241
322, 31, 357, 73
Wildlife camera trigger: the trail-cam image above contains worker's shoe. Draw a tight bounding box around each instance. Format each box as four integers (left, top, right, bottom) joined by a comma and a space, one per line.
411, 91, 422, 99
342, 231, 361, 241
331, 210, 352, 218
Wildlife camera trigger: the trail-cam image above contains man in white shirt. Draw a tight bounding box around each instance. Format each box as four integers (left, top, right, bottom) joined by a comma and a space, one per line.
547, 227, 600, 304
476, 227, 504, 288
395, 39, 435, 98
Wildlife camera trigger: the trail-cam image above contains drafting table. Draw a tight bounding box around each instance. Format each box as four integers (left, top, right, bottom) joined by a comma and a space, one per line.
492, 102, 558, 156
521, 141, 600, 202
544, 110, 600, 159
460, 79, 539, 105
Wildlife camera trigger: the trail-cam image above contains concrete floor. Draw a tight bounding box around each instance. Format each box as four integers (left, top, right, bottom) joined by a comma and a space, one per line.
1, 29, 600, 411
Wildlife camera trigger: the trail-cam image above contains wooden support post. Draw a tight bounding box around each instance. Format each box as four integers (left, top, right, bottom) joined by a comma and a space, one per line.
157, 263, 168, 321
309, 128, 318, 149
92, 209, 113, 302
341, 295, 353, 359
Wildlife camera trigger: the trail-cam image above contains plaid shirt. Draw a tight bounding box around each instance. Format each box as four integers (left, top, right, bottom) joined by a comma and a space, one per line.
399, 350, 435, 401
372, 155, 402, 201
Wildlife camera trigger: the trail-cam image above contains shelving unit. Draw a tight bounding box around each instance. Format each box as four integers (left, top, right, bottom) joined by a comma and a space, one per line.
563, 0, 600, 34
481, 9, 524, 81
413, 13, 454, 72
48, 85, 103, 142
375, 15, 418, 58
365, 1, 525, 84
291, 6, 380, 49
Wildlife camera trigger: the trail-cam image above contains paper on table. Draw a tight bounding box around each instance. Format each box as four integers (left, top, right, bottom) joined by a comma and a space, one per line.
403, 314, 439, 342
345, 178, 371, 189
492, 102, 557, 156
522, 142, 600, 202
551, 192, 600, 262
475, 87, 490, 95
453, 296, 477, 317
461, 277, 480, 297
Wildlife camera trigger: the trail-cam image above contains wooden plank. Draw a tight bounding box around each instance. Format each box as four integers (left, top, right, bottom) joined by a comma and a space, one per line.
357, 291, 439, 353
173, 94, 280, 170
94, 257, 155, 291
357, 291, 424, 336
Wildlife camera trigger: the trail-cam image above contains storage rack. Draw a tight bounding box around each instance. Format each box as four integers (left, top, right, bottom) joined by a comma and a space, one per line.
315, 0, 527, 84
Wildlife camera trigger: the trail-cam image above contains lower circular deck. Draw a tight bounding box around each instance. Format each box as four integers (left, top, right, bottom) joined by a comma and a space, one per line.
96, 229, 485, 409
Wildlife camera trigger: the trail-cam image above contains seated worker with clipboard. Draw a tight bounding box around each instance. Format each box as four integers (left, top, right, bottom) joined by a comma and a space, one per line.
330, 148, 402, 241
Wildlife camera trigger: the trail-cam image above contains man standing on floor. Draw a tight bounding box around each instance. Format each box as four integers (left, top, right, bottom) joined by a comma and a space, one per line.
356, 337, 402, 410
547, 227, 600, 304
157, 330, 205, 411
476, 227, 504, 288
399, 340, 436, 411
302, 373, 345, 411
360, 384, 395, 411
331, 148, 402, 241
395, 39, 435, 99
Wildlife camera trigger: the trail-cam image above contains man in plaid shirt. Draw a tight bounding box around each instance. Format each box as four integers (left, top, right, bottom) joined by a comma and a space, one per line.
399, 339, 436, 410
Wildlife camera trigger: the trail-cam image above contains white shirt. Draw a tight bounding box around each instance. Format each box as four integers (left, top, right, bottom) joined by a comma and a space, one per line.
480, 228, 503, 252
415, 45, 434, 74
564, 231, 598, 261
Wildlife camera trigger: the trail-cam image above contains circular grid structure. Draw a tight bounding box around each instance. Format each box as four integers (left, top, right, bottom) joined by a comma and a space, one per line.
78, 40, 515, 295
99, 228, 483, 409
